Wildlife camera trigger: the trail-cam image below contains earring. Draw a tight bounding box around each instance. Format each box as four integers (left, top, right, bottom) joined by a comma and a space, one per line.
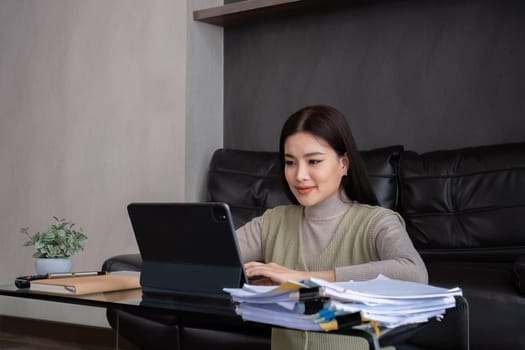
343, 170, 348, 176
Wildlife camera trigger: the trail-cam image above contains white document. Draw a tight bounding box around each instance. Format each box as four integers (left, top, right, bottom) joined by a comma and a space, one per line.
224, 280, 306, 309
236, 303, 324, 331
329, 296, 456, 315
307, 274, 462, 303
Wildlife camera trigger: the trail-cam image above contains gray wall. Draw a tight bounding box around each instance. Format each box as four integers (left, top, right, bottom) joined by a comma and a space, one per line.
0, 0, 223, 327
224, 0, 525, 152
186, 0, 224, 202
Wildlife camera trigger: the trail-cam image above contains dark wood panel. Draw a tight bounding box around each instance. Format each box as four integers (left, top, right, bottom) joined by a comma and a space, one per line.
193, 0, 365, 26
224, 0, 525, 152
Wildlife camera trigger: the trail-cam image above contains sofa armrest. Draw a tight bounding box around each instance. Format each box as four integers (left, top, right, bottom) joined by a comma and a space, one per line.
514, 255, 525, 294
102, 253, 142, 272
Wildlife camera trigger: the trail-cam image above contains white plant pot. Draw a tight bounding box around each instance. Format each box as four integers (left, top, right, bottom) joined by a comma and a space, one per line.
34, 257, 73, 275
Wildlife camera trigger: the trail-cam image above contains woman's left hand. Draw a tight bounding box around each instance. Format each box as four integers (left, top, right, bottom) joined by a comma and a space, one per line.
244, 261, 308, 284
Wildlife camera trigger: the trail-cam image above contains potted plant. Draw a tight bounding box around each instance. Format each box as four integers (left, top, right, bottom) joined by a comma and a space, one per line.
21, 217, 88, 275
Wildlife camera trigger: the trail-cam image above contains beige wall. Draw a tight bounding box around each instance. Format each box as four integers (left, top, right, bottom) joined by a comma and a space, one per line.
0, 0, 222, 327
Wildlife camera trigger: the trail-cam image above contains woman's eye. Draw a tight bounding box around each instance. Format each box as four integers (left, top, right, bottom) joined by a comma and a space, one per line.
309, 159, 322, 165
284, 160, 295, 167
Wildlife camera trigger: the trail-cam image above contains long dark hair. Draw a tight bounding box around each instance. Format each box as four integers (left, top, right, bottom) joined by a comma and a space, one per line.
279, 105, 379, 206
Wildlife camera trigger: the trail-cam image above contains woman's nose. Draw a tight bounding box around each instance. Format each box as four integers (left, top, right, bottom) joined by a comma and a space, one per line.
296, 162, 309, 181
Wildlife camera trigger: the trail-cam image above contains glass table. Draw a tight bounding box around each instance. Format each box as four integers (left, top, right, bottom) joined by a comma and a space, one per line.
0, 284, 436, 350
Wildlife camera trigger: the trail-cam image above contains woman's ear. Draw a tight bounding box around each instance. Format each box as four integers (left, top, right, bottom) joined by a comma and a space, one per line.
341, 153, 350, 173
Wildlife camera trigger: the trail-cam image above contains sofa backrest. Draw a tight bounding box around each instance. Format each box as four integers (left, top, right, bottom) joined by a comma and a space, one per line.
208, 142, 525, 262
399, 142, 525, 261
207, 146, 403, 228
207, 149, 289, 228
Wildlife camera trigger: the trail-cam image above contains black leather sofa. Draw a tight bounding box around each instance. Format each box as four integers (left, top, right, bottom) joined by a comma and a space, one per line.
103, 142, 525, 350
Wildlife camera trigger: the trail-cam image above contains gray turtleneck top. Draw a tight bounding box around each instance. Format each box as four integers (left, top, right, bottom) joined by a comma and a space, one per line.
235, 192, 428, 283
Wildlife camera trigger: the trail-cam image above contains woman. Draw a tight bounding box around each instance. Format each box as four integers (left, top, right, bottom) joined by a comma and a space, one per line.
236, 105, 427, 349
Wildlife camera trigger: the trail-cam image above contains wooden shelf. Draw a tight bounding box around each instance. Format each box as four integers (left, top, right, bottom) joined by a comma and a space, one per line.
193, 0, 359, 27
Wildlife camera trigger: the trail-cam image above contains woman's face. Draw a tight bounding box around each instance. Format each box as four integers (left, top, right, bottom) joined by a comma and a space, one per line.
284, 131, 349, 207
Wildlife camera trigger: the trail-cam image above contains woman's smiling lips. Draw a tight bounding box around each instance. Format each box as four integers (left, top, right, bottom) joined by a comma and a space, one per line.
295, 186, 315, 195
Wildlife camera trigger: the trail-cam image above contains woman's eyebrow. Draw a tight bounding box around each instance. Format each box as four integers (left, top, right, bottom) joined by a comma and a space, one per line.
285, 151, 325, 158
304, 151, 325, 157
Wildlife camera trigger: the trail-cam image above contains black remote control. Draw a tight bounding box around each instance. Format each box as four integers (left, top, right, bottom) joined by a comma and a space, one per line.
14, 274, 48, 288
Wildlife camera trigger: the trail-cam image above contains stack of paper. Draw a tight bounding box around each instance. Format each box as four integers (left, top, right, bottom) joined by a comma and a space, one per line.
224, 275, 462, 331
